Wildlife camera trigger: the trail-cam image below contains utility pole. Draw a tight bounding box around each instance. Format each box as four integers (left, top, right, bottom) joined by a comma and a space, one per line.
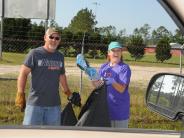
92, 2, 100, 32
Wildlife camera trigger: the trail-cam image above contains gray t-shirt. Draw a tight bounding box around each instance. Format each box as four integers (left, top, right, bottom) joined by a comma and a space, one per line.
24, 46, 65, 106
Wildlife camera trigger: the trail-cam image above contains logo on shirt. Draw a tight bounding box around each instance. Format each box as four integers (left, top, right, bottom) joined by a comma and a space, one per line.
38, 59, 63, 70
104, 72, 112, 77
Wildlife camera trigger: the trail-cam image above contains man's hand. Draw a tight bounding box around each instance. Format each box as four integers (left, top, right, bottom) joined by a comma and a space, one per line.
105, 78, 116, 85
68, 92, 81, 107
15, 92, 26, 112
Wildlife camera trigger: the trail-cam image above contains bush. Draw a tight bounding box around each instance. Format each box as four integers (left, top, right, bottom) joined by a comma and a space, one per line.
156, 37, 172, 62
126, 35, 145, 61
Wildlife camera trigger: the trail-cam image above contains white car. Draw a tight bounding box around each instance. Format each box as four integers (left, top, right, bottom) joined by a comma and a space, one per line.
0, 0, 184, 137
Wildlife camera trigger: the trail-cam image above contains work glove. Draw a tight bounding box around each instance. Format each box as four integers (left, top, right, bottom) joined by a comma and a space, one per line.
85, 67, 101, 81
76, 54, 100, 81
15, 92, 26, 112
105, 78, 116, 85
76, 54, 89, 71
68, 92, 81, 107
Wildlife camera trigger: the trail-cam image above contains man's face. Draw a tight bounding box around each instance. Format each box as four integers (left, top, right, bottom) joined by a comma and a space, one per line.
45, 33, 61, 51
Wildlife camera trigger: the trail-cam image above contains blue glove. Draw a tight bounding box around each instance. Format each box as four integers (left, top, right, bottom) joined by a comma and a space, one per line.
76, 54, 89, 71
85, 67, 101, 81
76, 54, 100, 81
105, 78, 116, 85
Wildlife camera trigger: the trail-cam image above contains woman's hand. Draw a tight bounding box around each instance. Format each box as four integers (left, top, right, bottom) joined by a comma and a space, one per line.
91, 79, 104, 88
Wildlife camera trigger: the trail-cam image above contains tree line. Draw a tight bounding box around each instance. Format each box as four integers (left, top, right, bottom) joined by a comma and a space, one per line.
2, 8, 184, 62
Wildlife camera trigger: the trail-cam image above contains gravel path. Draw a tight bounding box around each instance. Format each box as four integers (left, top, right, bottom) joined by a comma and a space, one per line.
0, 65, 20, 75
0, 64, 182, 83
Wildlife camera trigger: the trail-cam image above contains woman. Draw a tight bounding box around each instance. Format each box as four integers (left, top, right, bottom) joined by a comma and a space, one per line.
94, 41, 131, 128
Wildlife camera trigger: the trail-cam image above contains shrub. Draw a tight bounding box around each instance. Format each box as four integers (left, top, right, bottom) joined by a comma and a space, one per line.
126, 35, 145, 61
156, 37, 172, 62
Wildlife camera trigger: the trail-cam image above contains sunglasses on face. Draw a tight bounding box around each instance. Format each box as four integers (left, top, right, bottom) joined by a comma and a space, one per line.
49, 35, 60, 41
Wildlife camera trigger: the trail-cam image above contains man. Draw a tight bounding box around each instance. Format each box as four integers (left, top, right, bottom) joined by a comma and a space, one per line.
15, 27, 80, 125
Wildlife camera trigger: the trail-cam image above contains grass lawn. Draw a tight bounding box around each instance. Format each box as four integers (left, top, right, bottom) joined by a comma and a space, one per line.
0, 76, 183, 130
0, 52, 182, 68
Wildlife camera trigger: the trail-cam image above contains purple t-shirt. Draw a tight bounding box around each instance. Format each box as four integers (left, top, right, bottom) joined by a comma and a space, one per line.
99, 61, 131, 120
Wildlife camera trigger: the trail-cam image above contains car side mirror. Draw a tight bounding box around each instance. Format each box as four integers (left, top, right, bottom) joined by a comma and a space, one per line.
145, 73, 184, 121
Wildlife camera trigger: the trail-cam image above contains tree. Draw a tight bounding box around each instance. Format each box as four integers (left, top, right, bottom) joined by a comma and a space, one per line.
139, 24, 151, 43
61, 29, 73, 42
151, 26, 172, 44
50, 20, 59, 28
27, 23, 45, 40
3, 18, 31, 39
117, 29, 126, 38
99, 25, 116, 37
126, 35, 145, 61
172, 29, 184, 44
98, 25, 117, 44
3, 18, 32, 52
155, 26, 171, 38
133, 24, 151, 44
155, 37, 172, 63
68, 8, 96, 33
117, 29, 128, 46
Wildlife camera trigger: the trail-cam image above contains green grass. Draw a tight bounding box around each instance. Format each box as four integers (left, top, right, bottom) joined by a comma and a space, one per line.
129, 82, 183, 130
123, 52, 182, 67
0, 79, 23, 125
0, 52, 26, 65
0, 52, 183, 68
0, 77, 183, 130
84, 52, 182, 68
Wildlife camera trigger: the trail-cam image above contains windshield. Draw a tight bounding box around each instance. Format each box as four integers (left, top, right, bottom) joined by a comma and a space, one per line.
0, 0, 183, 132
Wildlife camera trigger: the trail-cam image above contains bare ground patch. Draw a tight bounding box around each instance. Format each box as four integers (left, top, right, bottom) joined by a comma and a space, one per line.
0, 64, 182, 87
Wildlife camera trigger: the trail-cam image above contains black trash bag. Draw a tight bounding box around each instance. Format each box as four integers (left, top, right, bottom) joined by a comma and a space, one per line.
76, 84, 111, 127
60, 102, 77, 126
61, 84, 111, 127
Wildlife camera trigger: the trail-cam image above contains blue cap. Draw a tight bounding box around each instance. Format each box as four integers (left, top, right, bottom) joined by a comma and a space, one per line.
108, 41, 122, 51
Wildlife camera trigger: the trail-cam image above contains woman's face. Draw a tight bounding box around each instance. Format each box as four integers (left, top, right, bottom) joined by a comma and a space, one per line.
108, 48, 122, 63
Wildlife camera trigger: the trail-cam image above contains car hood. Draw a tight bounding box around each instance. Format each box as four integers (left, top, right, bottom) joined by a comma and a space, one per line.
0, 126, 181, 138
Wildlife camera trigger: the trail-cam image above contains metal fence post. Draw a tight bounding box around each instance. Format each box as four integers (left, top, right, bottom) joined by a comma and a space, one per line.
0, 0, 4, 60
80, 32, 86, 93
0, 17, 3, 60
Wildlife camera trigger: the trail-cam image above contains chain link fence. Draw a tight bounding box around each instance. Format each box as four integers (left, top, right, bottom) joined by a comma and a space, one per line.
2, 37, 110, 59
0, 21, 182, 128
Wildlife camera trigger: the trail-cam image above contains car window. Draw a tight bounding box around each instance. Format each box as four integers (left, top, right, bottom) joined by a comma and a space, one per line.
0, 0, 184, 132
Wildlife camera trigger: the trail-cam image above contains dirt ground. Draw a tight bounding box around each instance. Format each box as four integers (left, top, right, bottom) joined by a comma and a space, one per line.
0, 64, 182, 84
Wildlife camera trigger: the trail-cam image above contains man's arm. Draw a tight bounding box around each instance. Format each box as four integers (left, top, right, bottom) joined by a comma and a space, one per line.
16, 65, 31, 111
59, 74, 81, 106
17, 65, 31, 93
59, 74, 72, 97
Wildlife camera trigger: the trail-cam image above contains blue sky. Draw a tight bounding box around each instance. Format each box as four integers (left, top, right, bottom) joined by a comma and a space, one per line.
55, 0, 178, 34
